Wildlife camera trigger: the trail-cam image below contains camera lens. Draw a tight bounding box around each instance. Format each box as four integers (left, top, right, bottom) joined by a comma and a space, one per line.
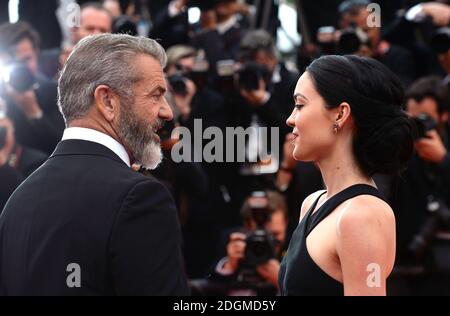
168, 74, 188, 96
412, 113, 437, 139
5, 63, 36, 93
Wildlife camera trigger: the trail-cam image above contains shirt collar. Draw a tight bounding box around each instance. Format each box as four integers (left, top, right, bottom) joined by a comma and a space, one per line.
62, 127, 131, 167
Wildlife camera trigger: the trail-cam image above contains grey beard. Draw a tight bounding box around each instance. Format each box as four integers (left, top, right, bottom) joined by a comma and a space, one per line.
118, 106, 164, 170
140, 141, 163, 170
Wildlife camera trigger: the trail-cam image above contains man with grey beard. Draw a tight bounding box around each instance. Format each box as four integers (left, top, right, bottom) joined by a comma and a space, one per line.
0, 34, 189, 296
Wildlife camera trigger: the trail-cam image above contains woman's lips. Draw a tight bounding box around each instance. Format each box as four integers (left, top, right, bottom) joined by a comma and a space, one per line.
291, 132, 299, 143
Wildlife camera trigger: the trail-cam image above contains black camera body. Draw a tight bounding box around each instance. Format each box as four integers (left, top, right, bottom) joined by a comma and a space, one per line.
1, 62, 37, 94
409, 195, 450, 259
412, 113, 438, 140
431, 27, 450, 55
167, 56, 209, 96
244, 229, 276, 268
236, 62, 271, 92
241, 192, 277, 269
337, 26, 371, 55
168, 73, 189, 97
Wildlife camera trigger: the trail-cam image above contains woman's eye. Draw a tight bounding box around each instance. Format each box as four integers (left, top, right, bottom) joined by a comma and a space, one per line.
295, 104, 304, 110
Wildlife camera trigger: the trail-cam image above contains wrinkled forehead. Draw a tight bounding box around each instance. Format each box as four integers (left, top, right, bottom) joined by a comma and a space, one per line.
134, 55, 167, 87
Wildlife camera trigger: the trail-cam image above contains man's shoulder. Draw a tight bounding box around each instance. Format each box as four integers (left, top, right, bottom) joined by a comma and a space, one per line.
20, 153, 161, 197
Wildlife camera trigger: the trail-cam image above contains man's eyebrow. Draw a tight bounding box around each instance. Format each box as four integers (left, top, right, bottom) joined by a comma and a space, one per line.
149, 86, 167, 94
293, 93, 308, 102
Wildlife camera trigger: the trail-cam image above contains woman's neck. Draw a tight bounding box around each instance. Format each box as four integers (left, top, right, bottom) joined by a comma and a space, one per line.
317, 143, 374, 198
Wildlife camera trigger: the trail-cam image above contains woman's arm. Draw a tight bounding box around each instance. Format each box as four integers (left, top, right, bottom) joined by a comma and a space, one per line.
336, 196, 396, 296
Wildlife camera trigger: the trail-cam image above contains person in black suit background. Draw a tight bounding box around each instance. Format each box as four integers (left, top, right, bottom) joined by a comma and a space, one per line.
18, 0, 62, 50
0, 22, 65, 155
0, 33, 189, 296
149, 0, 190, 49
0, 113, 47, 211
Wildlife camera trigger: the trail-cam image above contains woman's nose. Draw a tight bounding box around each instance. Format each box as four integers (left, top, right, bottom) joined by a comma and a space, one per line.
286, 110, 296, 128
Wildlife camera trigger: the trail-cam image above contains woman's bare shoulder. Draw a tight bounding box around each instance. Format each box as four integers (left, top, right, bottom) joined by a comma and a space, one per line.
335, 194, 395, 245
299, 189, 327, 222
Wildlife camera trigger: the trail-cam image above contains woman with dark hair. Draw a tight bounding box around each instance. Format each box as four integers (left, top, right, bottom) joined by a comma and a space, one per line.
278, 55, 414, 296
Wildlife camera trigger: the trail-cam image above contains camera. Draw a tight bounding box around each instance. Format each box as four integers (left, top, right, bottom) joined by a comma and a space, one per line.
431, 27, 450, 55
412, 113, 438, 140
337, 25, 371, 55
409, 195, 450, 259
241, 192, 277, 268
235, 62, 271, 92
167, 54, 209, 96
1, 61, 37, 94
112, 16, 138, 36
168, 72, 189, 97
317, 26, 338, 55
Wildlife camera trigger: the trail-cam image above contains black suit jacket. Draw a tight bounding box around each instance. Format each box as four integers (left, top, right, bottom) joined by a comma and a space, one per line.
0, 145, 47, 210
0, 139, 189, 295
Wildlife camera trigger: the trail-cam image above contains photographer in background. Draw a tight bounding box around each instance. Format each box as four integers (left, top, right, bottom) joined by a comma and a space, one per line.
337, 0, 416, 86
104, 0, 138, 36
39, 2, 114, 79
165, 45, 229, 278
0, 22, 65, 155
191, 0, 250, 68
212, 191, 288, 292
148, 0, 191, 49
165, 45, 226, 137
225, 29, 298, 206
231, 29, 298, 141
392, 76, 450, 295
0, 100, 47, 211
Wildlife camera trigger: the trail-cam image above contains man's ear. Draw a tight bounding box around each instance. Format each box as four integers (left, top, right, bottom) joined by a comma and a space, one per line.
93, 85, 120, 122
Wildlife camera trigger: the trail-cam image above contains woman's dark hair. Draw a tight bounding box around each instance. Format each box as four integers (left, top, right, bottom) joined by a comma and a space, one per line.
405, 76, 450, 114
306, 55, 414, 176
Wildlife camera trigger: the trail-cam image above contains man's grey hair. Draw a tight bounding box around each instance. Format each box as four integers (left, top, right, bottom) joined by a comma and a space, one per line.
58, 33, 167, 124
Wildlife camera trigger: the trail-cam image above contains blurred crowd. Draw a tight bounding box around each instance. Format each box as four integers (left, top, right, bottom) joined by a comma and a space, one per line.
1, 0, 450, 295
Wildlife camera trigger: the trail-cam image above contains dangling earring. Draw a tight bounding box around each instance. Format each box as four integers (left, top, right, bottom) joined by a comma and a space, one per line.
333, 122, 339, 134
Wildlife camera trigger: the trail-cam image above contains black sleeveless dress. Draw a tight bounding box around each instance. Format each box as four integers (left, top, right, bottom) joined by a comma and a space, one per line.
278, 184, 386, 296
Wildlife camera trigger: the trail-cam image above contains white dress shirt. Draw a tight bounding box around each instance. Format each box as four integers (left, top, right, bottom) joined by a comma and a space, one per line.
61, 127, 131, 167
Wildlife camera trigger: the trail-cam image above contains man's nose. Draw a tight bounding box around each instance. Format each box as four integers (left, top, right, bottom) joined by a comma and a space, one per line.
159, 98, 174, 121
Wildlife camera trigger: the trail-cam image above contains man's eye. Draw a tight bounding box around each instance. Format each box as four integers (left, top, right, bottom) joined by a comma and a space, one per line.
152, 94, 162, 100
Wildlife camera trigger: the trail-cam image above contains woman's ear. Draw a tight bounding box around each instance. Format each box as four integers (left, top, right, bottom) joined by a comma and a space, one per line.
93, 85, 120, 123
336, 102, 352, 127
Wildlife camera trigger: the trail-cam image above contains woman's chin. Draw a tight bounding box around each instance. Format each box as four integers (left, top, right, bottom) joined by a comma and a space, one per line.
292, 150, 302, 161
293, 148, 310, 162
